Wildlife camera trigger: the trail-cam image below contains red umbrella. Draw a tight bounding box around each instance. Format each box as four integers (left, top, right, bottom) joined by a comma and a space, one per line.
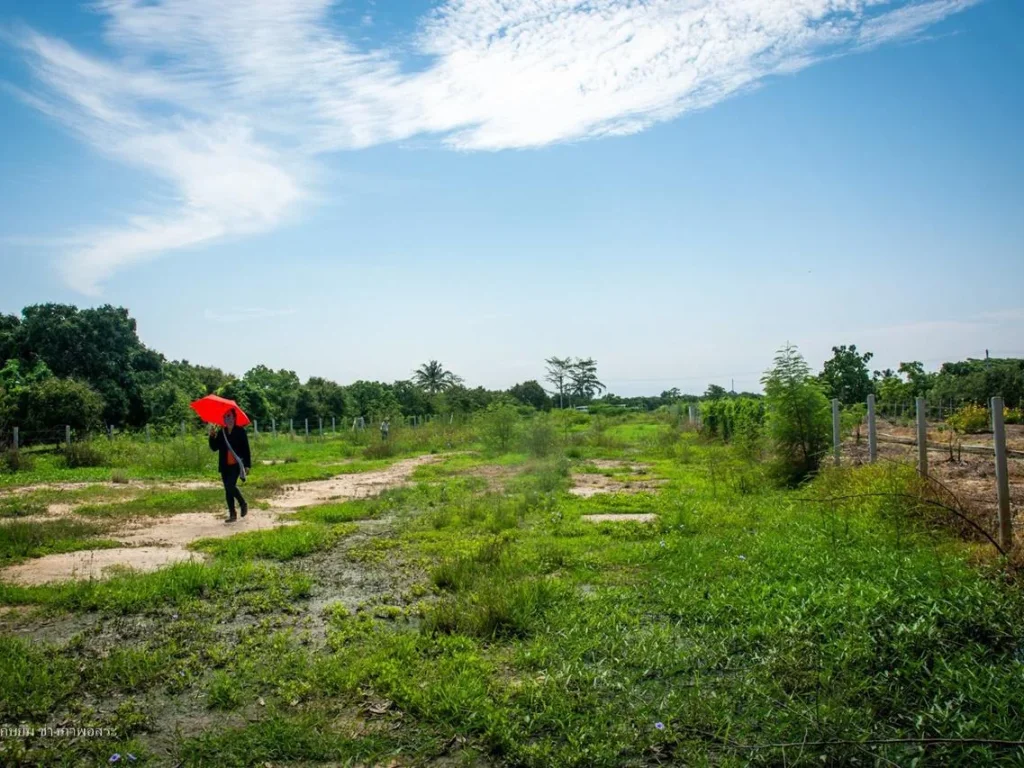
190, 394, 251, 428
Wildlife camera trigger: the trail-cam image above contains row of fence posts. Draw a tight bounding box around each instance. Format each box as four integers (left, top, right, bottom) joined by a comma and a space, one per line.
7, 409, 460, 451
830, 394, 1013, 552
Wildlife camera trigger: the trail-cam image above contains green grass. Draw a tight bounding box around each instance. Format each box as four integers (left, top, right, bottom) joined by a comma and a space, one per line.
0, 518, 120, 565
193, 522, 354, 561
2, 416, 1023, 766
75, 488, 226, 517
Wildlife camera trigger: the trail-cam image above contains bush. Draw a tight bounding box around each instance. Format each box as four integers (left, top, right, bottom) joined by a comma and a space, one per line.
761, 344, 831, 485
363, 441, 395, 460
1, 449, 35, 473
523, 415, 558, 458
1003, 407, 1022, 426
478, 401, 520, 454
62, 441, 106, 468
947, 404, 989, 434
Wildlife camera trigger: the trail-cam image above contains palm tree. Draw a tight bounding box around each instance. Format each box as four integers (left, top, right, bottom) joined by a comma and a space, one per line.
413, 360, 463, 395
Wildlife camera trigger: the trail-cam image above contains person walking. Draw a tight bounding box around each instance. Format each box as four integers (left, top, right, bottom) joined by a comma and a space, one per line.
209, 408, 251, 523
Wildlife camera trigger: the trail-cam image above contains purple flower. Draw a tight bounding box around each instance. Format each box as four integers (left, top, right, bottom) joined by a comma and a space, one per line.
655, 722, 665, 730
109, 756, 121, 764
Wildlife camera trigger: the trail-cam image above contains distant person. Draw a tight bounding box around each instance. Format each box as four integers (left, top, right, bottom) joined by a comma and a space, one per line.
380, 418, 390, 442
209, 408, 251, 523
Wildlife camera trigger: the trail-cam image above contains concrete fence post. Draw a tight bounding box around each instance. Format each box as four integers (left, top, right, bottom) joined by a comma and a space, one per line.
272, 418, 276, 437
289, 419, 294, 436
916, 397, 928, 478
305, 418, 309, 437
65, 425, 72, 449
145, 424, 151, 443
12, 427, 18, 450
332, 416, 336, 433
867, 394, 877, 463
110, 424, 115, 441
254, 419, 258, 436
831, 399, 840, 467
180, 421, 185, 438
318, 417, 323, 437
992, 397, 1012, 552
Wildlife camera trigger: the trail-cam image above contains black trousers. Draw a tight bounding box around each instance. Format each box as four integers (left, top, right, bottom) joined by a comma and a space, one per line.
221, 464, 246, 517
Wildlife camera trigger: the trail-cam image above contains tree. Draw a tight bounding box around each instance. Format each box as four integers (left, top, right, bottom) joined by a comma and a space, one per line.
704, 384, 728, 400
567, 358, 605, 403
660, 388, 682, 401
391, 380, 432, 417
240, 365, 301, 420
819, 344, 874, 404
761, 343, 831, 485
508, 380, 551, 410
218, 379, 274, 425
544, 357, 572, 408
24, 378, 105, 435
412, 360, 463, 395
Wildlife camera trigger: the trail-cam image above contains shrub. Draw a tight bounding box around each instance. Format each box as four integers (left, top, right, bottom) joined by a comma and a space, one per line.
1006, 407, 1023, 425
111, 469, 130, 484
947, 404, 989, 434
523, 415, 558, 458
479, 401, 520, 454
62, 440, 106, 468
1, 449, 35, 473
363, 441, 395, 460
761, 344, 831, 485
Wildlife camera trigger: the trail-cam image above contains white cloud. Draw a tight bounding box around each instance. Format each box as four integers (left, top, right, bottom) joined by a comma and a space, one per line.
12, 0, 981, 293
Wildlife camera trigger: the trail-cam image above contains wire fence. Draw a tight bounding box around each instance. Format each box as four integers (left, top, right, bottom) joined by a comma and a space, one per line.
0, 412, 477, 452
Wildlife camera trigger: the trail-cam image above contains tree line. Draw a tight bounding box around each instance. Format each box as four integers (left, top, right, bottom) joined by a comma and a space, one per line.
0, 305, 606, 436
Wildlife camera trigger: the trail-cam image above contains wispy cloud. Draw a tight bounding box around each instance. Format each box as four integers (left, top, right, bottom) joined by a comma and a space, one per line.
10, 0, 981, 293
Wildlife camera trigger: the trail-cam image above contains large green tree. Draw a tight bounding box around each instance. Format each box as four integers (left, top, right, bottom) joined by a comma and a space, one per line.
412, 361, 463, 395
819, 344, 874, 404
508, 380, 551, 410
24, 378, 105, 436
568, 358, 605, 403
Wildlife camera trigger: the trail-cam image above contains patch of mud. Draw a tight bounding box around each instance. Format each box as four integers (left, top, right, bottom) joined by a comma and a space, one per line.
1, 546, 204, 585
1, 455, 443, 585
0, 479, 218, 497
581, 513, 658, 523
272, 455, 442, 509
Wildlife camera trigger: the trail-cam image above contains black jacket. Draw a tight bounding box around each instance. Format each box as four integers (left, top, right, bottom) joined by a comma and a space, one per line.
209, 427, 251, 473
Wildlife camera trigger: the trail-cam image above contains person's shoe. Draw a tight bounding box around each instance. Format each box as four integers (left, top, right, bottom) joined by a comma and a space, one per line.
240, 501, 248, 518
225, 514, 237, 524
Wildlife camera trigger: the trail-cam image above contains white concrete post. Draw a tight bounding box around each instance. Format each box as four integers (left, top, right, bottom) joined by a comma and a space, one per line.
305, 418, 309, 437
272, 418, 276, 437
180, 421, 185, 437
254, 419, 258, 436
992, 397, 1012, 552
318, 417, 323, 437
145, 424, 151, 443
332, 416, 336, 433
65, 425, 72, 448
12, 427, 18, 450
867, 394, 877, 464
831, 399, 840, 467
916, 397, 928, 478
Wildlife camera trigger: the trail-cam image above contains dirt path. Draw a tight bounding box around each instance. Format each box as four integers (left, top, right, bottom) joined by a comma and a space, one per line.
1, 455, 441, 586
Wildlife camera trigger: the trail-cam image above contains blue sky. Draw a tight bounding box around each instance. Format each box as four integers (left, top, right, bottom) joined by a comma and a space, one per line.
1, 0, 1022, 395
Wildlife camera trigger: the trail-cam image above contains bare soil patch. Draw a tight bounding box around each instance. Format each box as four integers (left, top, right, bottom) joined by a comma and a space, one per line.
1, 455, 443, 586
569, 460, 665, 498
581, 513, 658, 523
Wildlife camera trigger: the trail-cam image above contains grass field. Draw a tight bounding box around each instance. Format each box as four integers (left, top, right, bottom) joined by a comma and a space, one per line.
1, 414, 1022, 766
